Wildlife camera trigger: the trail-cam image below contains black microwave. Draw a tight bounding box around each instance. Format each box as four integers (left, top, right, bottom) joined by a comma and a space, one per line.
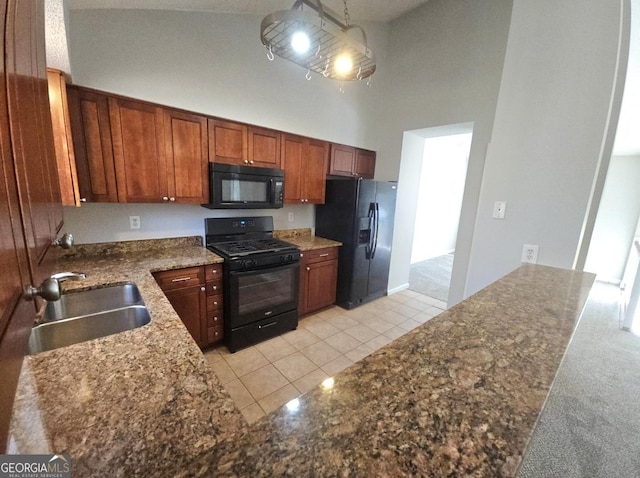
203, 163, 284, 209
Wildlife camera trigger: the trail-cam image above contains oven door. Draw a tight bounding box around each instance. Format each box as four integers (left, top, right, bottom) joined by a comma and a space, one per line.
228, 262, 299, 328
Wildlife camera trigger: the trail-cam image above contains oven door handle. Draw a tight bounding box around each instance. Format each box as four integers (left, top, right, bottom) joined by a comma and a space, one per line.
228, 260, 299, 278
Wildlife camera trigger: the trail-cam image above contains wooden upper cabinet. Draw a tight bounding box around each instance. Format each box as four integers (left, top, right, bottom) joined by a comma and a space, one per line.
329, 143, 376, 179
67, 86, 118, 203
282, 134, 328, 204
109, 97, 167, 203
164, 109, 208, 204
208, 118, 246, 166
47, 68, 80, 207
248, 126, 280, 168
354, 149, 376, 179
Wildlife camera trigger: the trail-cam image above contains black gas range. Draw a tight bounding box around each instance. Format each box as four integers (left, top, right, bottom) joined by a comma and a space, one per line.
205, 217, 300, 352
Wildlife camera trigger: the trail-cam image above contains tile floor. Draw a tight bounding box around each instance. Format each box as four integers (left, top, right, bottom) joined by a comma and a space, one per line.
203, 289, 446, 424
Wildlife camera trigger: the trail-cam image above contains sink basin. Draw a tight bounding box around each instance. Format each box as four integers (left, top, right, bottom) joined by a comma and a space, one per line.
43, 283, 144, 321
28, 284, 151, 355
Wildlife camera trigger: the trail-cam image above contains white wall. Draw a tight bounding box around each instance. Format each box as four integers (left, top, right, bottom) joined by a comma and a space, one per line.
585, 155, 640, 283
381, 0, 513, 303
464, 0, 628, 296
411, 133, 471, 263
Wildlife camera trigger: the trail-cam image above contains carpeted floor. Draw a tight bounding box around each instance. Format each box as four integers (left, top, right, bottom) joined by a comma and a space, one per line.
518, 281, 640, 477
408, 253, 454, 302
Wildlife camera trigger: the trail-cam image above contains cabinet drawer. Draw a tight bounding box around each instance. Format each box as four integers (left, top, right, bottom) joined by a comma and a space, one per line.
205, 279, 223, 296
207, 325, 224, 343
205, 264, 223, 281
153, 266, 204, 291
207, 294, 223, 311
207, 311, 223, 328
302, 247, 338, 264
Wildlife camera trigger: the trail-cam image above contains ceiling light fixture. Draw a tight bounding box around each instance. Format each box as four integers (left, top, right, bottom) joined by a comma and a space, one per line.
260, 0, 376, 83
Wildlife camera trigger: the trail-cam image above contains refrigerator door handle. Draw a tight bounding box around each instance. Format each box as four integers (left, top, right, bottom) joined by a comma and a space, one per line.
365, 203, 375, 259
371, 203, 380, 259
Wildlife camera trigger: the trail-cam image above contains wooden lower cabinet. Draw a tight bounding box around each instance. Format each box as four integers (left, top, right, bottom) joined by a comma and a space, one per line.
299, 247, 339, 316
153, 264, 224, 348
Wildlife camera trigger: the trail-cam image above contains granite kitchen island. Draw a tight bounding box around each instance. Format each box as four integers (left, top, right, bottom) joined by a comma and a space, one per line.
9, 239, 594, 477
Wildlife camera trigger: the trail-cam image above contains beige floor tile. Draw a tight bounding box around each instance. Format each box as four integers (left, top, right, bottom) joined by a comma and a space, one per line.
393, 303, 421, 318
240, 364, 290, 400
403, 298, 432, 312
293, 368, 330, 394
223, 379, 255, 409
281, 328, 321, 349
323, 331, 363, 354
365, 317, 395, 334
303, 320, 341, 339
240, 402, 265, 424
258, 384, 300, 414
366, 334, 393, 351
208, 359, 237, 385
413, 308, 440, 323
324, 314, 359, 330
321, 355, 355, 376
378, 310, 411, 326
223, 346, 269, 377
300, 341, 342, 367
398, 289, 421, 299
255, 336, 297, 363
345, 307, 376, 322
432, 299, 447, 310
386, 293, 411, 304
343, 324, 379, 343
397, 318, 422, 331
273, 352, 318, 381
203, 348, 223, 366
383, 326, 408, 341
345, 343, 376, 362
315, 307, 344, 319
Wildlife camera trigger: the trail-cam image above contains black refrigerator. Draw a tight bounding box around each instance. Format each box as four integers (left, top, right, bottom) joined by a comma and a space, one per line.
315, 178, 397, 309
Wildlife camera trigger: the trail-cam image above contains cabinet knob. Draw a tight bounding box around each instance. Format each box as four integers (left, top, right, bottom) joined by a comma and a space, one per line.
170, 197, 176, 202
213, 301, 219, 306
211, 285, 217, 291
23, 278, 61, 302
244, 160, 249, 164
200, 286, 205, 292
162, 196, 169, 201
80, 198, 87, 203
300, 253, 304, 257
306, 267, 310, 271
213, 316, 219, 322
52, 233, 74, 249
300, 199, 304, 203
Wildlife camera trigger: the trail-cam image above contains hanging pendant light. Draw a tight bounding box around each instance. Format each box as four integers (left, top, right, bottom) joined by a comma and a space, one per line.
260, 0, 376, 82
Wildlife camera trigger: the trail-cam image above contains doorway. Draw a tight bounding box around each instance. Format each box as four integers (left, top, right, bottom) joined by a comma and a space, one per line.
405, 126, 473, 303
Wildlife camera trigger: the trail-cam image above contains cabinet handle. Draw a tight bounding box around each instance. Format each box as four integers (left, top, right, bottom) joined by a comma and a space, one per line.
162, 196, 169, 201
306, 267, 310, 271
171, 277, 192, 282
170, 197, 176, 202
319, 253, 329, 257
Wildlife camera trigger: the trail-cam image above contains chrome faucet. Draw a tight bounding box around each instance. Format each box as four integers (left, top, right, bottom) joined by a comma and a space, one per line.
23, 272, 86, 302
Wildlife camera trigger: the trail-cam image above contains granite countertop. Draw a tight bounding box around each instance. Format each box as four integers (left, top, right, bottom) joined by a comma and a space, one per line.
10, 235, 595, 477
9, 237, 245, 477
274, 228, 342, 250
188, 265, 594, 477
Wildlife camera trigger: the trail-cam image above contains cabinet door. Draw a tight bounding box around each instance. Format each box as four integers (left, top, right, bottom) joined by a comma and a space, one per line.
329, 144, 356, 176
110, 97, 167, 203
67, 86, 118, 203
164, 109, 208, 204
305, 139, 329, 204
248, 126, 281, 168
303, 259, 338, 314
208, 119, 247, 165
281, 133, 304, 203
47, 69, 80, 206
355, 149, 376, 179
5, 0, 57, 282
164, 285, 206, 347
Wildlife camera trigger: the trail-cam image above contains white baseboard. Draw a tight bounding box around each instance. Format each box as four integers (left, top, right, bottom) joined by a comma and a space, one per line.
388, 283, 410, 295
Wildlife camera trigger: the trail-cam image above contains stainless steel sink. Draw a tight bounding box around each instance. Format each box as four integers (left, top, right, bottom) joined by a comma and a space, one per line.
28, 284, 151, 355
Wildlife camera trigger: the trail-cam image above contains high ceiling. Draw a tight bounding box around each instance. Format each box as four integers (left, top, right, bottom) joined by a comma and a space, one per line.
67, 0, 429, 23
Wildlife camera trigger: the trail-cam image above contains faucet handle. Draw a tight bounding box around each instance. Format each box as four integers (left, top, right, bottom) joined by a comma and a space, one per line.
50, 272, 86, 282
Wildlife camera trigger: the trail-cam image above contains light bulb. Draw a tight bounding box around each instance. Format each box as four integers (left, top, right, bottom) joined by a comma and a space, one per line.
334, 54, 353, 76
291, 31, 310, 54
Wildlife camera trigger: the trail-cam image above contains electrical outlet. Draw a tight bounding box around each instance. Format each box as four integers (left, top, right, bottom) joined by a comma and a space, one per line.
521, 244, 539, 264
129, 215, 141, 230
492, 201, 507, 219
288, 212, 294, 222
